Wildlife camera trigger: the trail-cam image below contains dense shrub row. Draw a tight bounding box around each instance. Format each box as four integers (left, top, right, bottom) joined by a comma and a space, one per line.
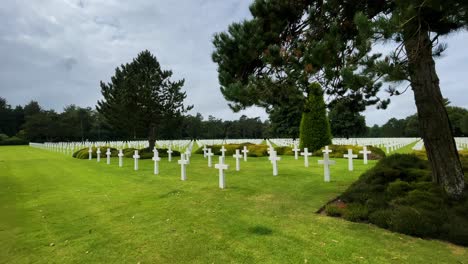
313, 145, 385, 160
324, 154, 468, 246
0, 134, 28, 146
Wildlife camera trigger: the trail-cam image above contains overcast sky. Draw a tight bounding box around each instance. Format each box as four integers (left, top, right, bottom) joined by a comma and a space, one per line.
1, 0, 467, 126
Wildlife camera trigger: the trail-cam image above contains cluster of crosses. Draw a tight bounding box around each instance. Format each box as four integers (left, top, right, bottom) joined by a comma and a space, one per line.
86, 143, 373, 190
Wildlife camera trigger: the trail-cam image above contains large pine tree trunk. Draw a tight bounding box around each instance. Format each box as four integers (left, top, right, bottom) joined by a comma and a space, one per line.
148, 124, 156, 150
403, 29, 465, 199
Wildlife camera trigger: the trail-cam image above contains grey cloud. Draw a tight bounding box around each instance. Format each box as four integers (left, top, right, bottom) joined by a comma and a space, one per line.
0, 0, 466, 127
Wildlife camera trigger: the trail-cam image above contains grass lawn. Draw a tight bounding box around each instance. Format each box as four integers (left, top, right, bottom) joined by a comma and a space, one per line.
1, 146, 467, 263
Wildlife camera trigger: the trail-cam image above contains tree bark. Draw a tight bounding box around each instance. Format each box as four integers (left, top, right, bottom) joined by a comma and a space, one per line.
403, 29, 465, 199
148, 124, 156, 150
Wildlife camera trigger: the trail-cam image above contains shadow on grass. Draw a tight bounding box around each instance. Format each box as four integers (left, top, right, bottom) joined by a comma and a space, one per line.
248, 225, 273, 235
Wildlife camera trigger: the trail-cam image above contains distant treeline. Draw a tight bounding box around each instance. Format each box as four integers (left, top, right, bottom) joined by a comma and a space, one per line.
1, 97, 467, 143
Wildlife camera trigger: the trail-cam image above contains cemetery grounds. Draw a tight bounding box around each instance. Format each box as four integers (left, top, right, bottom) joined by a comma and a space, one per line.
1, 143, 467, 263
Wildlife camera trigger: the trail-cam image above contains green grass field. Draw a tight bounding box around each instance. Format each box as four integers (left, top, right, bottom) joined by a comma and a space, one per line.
1, 146, 467, 263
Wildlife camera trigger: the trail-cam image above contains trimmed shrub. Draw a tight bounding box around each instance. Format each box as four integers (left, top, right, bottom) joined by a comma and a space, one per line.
0, 136, 28, 146
73, 147, 119, 159
324, 204, 344, 217
299, 83, 332, 152
127, 147, 181, 159
194, 143, 270, 157
324, 153, 468, 246
313, 145, 385, 160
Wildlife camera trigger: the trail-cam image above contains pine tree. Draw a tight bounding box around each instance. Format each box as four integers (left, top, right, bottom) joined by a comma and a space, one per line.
97, 50, 192, 149
299, 83, 331, 151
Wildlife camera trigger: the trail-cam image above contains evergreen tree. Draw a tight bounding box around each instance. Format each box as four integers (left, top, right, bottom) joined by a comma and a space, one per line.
212, 0, 467, 198
97, 50, 192, 149
329, 98, 367, 139
299, 83, 331, 151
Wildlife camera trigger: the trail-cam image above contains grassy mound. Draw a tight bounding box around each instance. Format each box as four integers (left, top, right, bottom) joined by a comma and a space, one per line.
324, 154, 468, 246
73, 147, 119, 159
313, 145, 385, 160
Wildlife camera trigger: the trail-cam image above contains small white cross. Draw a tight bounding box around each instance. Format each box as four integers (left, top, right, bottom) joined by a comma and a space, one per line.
220, 145, 227, 158
359, 146, 372, 165
269, 150, 281, 176
132, 150, 140, 171
215, 156, 229, 189
232, 149, 242, 171
322, 146, 333, 155
106, 148, 111, 165
300, 148, 312, 167
152, 148, 161, 175
242, 146, 249, 161
202, 145, 208, 158
185, 149, 191, 164
292, 144, 300, 160
178, 154, 189, 181
318, 153, 336, 182
118, 149, 124, 167
206, 148, 214, 167
88, 147, 93, 160
96, 147, 101, 162
167, 147, 173, 162
343, 149, 358, 171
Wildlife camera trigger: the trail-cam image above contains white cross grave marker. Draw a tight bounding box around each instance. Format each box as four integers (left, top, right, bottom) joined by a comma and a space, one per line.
220, 145, 227, 158
167, 147, 173, 162
106, 148, 111, 165
292, 144, 300, 160
233, 149, 242, 171
96, 148, 101, 162
202, 145, 208, 158
359, 146, 372, 165
343, 149, 358, 171
133, 150, 140, 171
207, 148, 214, 167
322, 145, 333, 155
152, 148, 161, 175
215, 156, 229, 189
178, 153, 189, 181
242, 146, 249, 161
118, 149, 124, 167
318, 153, 336, 182
300, 148, 312, 167
269, 150, 281, 176
88, 146, 92, 160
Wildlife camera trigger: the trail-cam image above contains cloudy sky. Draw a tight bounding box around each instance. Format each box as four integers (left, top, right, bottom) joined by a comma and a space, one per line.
1, 0, 467, 126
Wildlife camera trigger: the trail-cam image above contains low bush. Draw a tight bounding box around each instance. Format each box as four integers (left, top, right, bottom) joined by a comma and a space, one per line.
194, 143, 272, 157
0, 136, 28, 146
324, 153, 468, 246
125, 147, 181, 159
73, 147, 119, 159
313, 145, 385, 160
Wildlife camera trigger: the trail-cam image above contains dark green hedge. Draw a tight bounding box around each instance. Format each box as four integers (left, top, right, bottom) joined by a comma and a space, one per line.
313, 145, 385, 160
73, 147, 119, 159
0, 136, 28, 146
324, 154, 468, 246
194, 143, 274, 157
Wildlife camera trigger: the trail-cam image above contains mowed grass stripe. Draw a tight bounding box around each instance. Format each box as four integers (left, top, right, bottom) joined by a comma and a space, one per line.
0, 146, 467, 263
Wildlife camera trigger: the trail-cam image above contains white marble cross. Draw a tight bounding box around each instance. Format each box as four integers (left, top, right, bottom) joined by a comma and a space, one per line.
133, 150, 140, 171
88, 147, 92, 160
152, 148, 161, 175
269, 150, 281, 176
167, 147, 173, 162
215, 156, 229, 189
202, 145, 207, 158
242, 146, 249, 161
96, 147, 101, 162
233, 149, 242, 171
359, 146, 372, 165
220, 145, 227, 158
207, 148, 214, 167
322, 145, 333, 155
178, 153, 188, 181
185, 149, 191, 164
343, 149, 358, 171
118, 149, 124, 167
318, 153, 336, 182
106, 148, 111, 165
300, 148, 312, 167
292, 144, 300, 160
